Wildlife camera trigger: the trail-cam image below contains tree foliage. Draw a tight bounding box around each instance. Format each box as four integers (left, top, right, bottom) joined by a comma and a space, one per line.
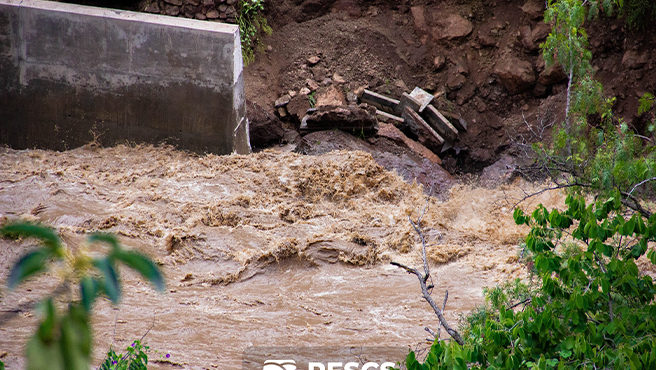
406, 195, 656, 370
1, 222, 165, 370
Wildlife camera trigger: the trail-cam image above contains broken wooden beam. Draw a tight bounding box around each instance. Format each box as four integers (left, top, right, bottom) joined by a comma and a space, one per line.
376, 109, 404, 124
409, 87, 434, 113
422, 104, 459, 142
401, 106, 445, 153
441, 110, 468, 132
395, 92, 422, 116
360, 89, 399, 114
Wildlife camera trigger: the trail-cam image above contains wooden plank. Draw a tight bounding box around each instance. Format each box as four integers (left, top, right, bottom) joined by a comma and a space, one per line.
422, 104, 458, 142
402, 106, 445, 153
376, 109, 404, 124
441, 110, 467, 132
360, 89, 400, 113
394, 92, 422, 115
409, 87, 434, 113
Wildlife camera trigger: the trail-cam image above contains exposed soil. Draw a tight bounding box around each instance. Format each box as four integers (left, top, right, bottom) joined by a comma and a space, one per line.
245, 0, 656, 172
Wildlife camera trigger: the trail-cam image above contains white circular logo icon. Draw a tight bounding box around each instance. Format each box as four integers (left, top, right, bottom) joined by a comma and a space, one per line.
263, 359, 297, 370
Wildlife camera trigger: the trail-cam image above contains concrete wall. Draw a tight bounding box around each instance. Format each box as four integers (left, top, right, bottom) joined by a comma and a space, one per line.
0, 0, 250, 154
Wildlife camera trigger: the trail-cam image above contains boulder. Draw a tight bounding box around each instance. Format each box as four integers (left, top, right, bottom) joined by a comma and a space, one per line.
377, 123, 442, 165
286, 94, 312, 122
478, 155, 519, 188
300, 105, 378, 135
521, 0, 544, 19
315, 85, 346, 107
538, 64, 568, 86
411, 5, 428, 32
431, 14, 473, 40
622, 50, 650, 70
494, 56, 536, 94
247, 100, 289, 149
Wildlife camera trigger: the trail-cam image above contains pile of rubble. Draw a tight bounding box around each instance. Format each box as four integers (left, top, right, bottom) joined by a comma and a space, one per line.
273, 80, 466, 158
143, 0, 238, 23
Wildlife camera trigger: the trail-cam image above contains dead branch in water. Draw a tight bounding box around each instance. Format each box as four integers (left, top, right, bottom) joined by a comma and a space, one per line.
390, 196, 464, 345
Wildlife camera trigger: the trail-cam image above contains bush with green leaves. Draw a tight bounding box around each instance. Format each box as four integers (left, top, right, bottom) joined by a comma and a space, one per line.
406, 194, 656, 370
100, 340, 150, 370
1, 222, 165, 370
237, 0, 272, 65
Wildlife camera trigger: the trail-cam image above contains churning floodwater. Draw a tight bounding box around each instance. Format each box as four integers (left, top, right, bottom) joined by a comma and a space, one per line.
0, 144, 566, 369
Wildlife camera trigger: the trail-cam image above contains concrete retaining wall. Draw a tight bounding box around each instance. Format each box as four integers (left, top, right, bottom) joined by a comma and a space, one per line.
0, 0, 250, 154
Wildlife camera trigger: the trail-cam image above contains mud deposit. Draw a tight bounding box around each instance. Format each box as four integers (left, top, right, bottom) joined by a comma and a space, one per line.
0, 145, 564, 369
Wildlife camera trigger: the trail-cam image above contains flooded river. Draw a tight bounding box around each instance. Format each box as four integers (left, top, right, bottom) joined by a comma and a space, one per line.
0, 144, 565, 369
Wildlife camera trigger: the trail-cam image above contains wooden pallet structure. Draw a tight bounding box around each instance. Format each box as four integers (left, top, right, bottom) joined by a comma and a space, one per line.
360, 87, 466, 153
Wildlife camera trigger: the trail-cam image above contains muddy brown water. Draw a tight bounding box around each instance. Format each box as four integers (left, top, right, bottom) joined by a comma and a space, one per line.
0, 145, 565, 369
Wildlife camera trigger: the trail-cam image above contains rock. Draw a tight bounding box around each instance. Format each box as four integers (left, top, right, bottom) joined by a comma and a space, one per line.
226, 0, 236, 4
295, 130, 454, 195
622, 50, 650, 69
307, 56, 321, 65
247, 100, 288, 149
194, 12, 206, 20
531, 22, 551, 44
538, 64, 568, 86
277, 107, 288, 118
451, 56, 469, 75
315, 85, 346, 107
202, 0, 213, 5
494, 56, 536, 94
286, 94, 312, 122
225, 5, 236, 14
521, 0, 544, 19
299, 87, 311, 95
275, 94, 291, 108
520, 25, 536, 50
411, 6, 428, 32
218, 4, 227, 11
300, 105, 378, 135
447, 74, 467, 90
394, 79, 409, 91
533, 83, 548, 97
346, 92, 358, 105
306, 79, 320, 91
332, 73, 346, 84
145, 2, 161, 13
206, 9, 219, 18
322, 78, 333, 85
312, 66, 327, 81
473, 96, 487, 112
478, 30, 496, 47
165, 5, 180, 16
164, 0, 182, 5
377, 123, 442, 164
431, 14, 473, 40
478, 155, 519, 188
433, 55, 446, 70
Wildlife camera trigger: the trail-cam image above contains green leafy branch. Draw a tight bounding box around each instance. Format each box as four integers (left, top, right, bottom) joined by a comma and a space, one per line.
1, 222, 165, 370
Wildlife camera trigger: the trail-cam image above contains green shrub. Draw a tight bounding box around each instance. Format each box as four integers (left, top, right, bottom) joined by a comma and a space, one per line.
237, 0, 272, 65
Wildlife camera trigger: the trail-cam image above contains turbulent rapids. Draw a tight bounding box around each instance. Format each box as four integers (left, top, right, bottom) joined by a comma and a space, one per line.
0, 144, 566, 369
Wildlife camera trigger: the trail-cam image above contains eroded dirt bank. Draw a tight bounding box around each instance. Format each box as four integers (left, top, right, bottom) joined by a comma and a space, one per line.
0, 145, 565, 369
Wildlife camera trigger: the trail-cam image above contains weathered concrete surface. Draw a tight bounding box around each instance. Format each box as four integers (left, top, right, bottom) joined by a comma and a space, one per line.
0, 0, 249, 154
